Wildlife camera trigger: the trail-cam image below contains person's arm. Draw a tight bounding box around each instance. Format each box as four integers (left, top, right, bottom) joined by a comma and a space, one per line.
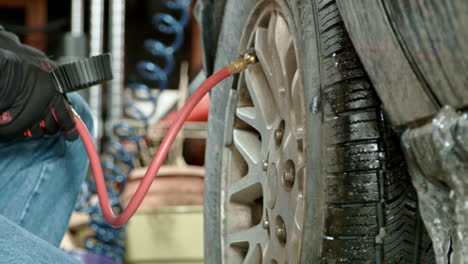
0, 50, 20, 114
0, 26, 22, 113
0, 26, 78, 141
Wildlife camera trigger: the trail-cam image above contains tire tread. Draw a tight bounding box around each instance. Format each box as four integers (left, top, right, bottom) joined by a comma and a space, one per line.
316, 1, 435, 263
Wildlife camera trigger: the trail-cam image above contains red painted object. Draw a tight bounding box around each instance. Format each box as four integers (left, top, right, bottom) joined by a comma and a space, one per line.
164, 94, 210, 123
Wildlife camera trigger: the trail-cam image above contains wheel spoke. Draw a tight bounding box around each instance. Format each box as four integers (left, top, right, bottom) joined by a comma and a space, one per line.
293, 192, 305, 233
243, 244, 263, 264
255, 27, 273, 80
236, 106, 261, 131
236, 106, 256, 125
282, 124, 304, 165
245, 65, 276, 126
233, 129, 261, 167
236, 106, 271, 155
229, 172, 263, 203
255, 26, 287, 118
291, 70, 305, 135
273, 13, 291, 66
228, 224, 265, 248
267, 13, 291, 118
282, 127, 297, 157
273, 13, 296, 88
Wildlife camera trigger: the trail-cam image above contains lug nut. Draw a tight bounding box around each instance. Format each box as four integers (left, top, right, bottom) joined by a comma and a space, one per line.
274, 121, 285, 145
262, 219, 270, 229
282, 160, 295, 189
262, 160, 268, 171
274, 129, 283, 143
276, 226, 286, 242
275, 216, 287, 245
283, 170, 294, 183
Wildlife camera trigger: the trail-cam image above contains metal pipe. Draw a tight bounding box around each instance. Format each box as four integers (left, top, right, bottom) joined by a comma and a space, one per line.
108, 0, 125, 135
89, 0, 104, 138
71, 0, 84, 36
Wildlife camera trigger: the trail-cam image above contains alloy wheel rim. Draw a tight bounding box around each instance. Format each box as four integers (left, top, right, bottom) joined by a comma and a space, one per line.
223, 5, 307, 264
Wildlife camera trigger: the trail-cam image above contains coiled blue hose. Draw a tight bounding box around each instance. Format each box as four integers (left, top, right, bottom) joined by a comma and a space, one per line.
126, 0, 192, 124
74, 1, 192, 262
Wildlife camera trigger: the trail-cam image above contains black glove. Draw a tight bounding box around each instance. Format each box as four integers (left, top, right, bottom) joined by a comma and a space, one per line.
0, 29, 77, 141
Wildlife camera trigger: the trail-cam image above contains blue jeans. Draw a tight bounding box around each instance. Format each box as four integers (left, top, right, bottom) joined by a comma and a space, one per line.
0, 93, 93, 264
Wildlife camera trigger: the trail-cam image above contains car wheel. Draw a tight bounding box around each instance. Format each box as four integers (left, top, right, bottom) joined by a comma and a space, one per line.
204, 0, 435, 263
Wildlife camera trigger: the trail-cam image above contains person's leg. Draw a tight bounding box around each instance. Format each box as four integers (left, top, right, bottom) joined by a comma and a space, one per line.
0, 215, 81, 264
0, 93, 93, 246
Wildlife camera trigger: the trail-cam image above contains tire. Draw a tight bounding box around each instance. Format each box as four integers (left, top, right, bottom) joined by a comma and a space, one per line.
204, 0, 435, 263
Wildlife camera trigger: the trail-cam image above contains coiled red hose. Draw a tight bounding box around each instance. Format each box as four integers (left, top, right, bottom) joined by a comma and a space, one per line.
76, 67, 231, 227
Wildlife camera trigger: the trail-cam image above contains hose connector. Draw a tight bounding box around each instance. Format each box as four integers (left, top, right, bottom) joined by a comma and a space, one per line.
227, 53, 258, 74
71, 107, 81, 119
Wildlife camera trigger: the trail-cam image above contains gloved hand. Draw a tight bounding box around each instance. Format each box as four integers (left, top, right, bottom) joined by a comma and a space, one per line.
0, 30, 77, 141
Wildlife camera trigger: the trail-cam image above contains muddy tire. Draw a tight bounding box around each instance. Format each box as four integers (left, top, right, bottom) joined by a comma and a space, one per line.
204, 0, 435, 263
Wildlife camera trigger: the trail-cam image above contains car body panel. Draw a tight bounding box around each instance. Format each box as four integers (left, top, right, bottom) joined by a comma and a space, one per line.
337, 0, 438, 127
383, 0, 468, 108
338, 0, 468, 127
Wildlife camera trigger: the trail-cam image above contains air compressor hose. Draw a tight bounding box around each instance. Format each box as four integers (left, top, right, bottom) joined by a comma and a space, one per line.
75, 54, 257, 227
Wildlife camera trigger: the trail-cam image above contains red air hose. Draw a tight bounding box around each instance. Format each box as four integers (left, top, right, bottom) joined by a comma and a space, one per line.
76, 67, 231, 227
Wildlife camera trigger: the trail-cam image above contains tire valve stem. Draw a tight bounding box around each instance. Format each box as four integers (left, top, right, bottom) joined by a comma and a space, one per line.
227, 53, 258, 74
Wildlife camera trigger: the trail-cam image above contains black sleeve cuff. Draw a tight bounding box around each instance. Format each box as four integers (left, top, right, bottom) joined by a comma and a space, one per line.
0, 48, 23, 112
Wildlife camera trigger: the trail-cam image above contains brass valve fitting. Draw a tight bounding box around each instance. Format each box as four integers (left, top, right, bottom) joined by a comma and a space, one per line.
227, 53, 258, 74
